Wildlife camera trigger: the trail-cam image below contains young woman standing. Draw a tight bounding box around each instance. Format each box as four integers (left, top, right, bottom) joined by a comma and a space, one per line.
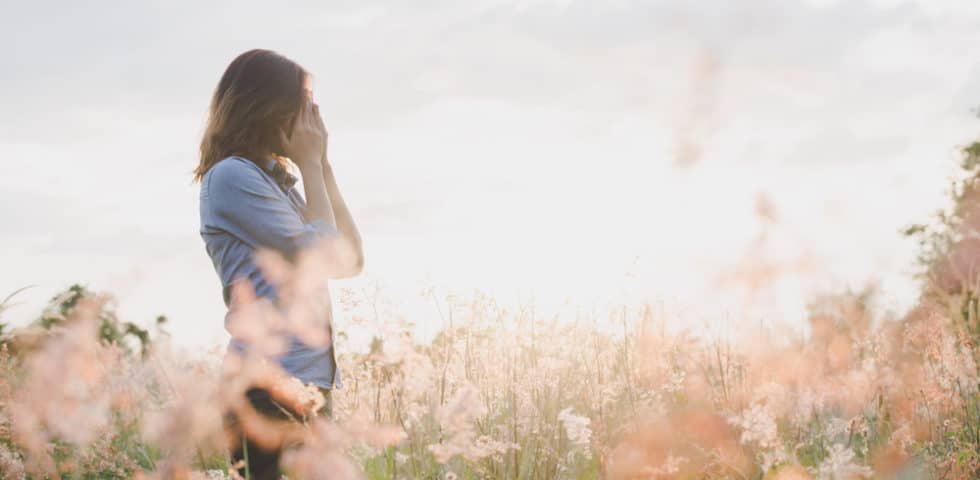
194, 49, 363, 479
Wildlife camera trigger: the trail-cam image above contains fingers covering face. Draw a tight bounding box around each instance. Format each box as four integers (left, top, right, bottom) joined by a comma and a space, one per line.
311, 103, 325, 132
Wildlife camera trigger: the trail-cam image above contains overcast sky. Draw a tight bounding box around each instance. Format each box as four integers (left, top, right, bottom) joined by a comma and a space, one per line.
2, 0, 980, 348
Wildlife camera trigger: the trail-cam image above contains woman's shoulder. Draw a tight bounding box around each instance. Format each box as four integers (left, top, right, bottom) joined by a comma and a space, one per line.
208, 155, 259, 175
205, 156, 266, 186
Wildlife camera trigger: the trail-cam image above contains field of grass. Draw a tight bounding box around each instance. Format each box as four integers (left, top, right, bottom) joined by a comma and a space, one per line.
1, 142, 980, 479
1, 269, 979, 479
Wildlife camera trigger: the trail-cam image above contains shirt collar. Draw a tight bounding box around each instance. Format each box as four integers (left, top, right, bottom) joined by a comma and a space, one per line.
261, 157, 298, 191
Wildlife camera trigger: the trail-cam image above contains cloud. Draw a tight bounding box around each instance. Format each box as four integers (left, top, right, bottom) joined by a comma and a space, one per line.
1, 0, 969, 138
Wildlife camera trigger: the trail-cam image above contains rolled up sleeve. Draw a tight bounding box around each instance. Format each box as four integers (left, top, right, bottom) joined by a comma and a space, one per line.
207, 160, 338, 256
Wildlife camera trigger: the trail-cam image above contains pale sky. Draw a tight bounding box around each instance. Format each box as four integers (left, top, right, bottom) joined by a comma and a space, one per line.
3, 0, 980, 348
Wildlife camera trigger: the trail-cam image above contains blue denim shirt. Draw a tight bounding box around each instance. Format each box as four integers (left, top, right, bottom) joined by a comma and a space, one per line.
199, 155, 341, 389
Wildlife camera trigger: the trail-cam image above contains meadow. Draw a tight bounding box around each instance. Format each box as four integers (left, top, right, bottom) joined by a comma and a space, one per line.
3, 139, 980, 479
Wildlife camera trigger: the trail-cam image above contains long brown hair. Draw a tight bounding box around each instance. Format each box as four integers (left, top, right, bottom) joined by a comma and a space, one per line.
194, 49, 308, 182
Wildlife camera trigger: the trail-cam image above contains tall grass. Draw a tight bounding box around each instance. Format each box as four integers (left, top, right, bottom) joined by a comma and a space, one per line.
1, 137, 979, 479
0, 274, 976, 479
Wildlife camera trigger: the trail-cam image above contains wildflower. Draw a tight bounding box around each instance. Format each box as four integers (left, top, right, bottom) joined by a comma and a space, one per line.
557, 407, 592, 458
771, 463, 812, 479
8, 297, 114, 472
644, 453, 688, 477
0, 444, 26, 480
281, 411, 402, 480
428, 386, 517, 463
728, 401, 786, 471
728, 402, 779, 450
663, 368, 686, 394
816, 443, 873, 480
140, 352, 228, 463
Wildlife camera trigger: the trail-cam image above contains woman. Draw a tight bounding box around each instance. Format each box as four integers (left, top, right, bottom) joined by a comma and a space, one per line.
194, 49, 363, 479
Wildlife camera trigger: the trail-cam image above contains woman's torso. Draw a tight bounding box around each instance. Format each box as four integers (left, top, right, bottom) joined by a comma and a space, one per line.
198, 155, 340, 389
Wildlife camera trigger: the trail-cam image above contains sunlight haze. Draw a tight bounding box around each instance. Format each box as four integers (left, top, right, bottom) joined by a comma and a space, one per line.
3, 0, 980, 348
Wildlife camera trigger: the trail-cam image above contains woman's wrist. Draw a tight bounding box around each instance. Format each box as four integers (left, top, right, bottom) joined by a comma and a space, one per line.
294, 155, 323, 174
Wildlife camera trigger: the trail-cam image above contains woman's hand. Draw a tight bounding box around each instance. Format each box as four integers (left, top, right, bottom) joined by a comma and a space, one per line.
278, 99, 326, 172
311, 103, 332, 171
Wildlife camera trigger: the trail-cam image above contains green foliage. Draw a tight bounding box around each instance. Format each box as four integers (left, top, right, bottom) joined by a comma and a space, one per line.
0, 285, 175, 478
903, 130, 980, 280
35, 284, 163, 357
901, 122, 980, 480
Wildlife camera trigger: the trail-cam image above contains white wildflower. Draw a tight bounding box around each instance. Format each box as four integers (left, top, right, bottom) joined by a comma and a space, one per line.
729, 402, 779, 450
816, 443, 873, 480
428, 386, 517, 463
663, 368, 686, 394
558, 407, 592, 459
644, 453, 687, 477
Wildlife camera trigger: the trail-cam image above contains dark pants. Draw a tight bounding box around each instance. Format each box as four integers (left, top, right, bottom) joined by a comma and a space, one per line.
226, 386, 333, 480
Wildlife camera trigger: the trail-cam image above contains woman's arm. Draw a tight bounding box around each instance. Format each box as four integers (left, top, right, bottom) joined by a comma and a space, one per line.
293, 158, 362, 278
279, 98, 362, 278
297, 161, 336, 228
308, 101, 364, 278
320, 159, 364, 278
